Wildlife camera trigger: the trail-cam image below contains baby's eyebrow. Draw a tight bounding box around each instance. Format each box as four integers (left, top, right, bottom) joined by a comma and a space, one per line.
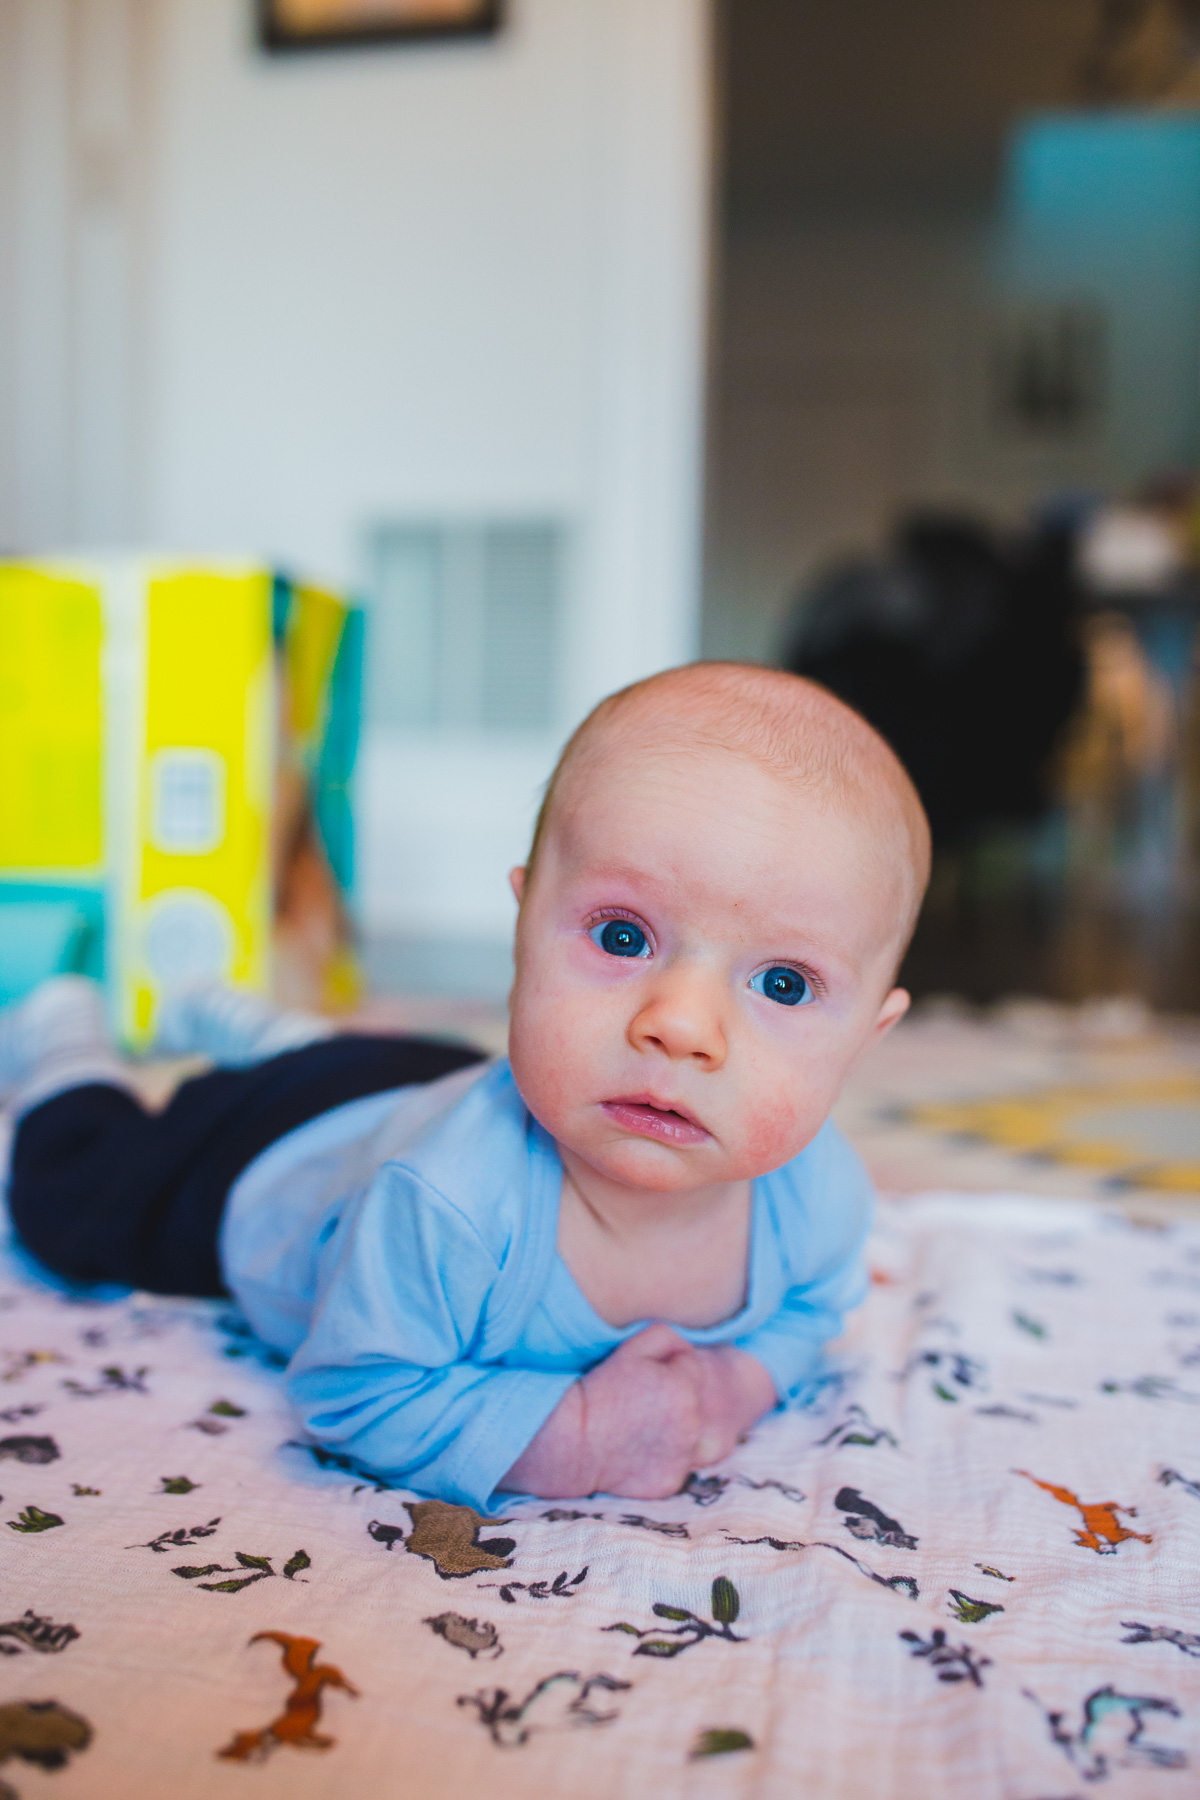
566, 859, 672, 895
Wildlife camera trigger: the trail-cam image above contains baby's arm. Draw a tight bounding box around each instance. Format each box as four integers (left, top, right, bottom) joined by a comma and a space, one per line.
694, 1342, 779, 1449
499, 1325, 777, 1499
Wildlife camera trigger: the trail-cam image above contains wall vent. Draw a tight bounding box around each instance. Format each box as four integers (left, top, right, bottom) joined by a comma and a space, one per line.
366, 519, 564, 732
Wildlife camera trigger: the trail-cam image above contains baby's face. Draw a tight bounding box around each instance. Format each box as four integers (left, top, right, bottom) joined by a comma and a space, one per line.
508, 744, 910, 1196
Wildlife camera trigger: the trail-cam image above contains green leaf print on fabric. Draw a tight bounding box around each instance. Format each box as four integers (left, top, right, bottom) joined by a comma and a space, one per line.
948, 1590, 1004, 1624
7, 1506, 63, 1534
690, 1728, 754, 1759
603, 1578, 746, 1658
173, 1550, 312, 1594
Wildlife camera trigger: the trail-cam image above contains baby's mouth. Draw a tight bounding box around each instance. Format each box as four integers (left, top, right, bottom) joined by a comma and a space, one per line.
601, 1096, 710, 1146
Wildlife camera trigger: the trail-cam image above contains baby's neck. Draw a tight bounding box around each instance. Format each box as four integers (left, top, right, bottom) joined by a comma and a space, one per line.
556, 1149, 754, 1331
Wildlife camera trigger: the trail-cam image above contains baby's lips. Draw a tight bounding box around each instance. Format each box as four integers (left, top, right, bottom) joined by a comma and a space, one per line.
600, 1097, 710, 1145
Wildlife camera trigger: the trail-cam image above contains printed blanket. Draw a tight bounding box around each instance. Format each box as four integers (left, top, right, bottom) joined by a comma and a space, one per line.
0, 1192, 1198, 1799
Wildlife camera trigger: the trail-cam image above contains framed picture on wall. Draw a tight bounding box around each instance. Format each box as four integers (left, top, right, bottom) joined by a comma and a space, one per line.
259, 0, 502, 52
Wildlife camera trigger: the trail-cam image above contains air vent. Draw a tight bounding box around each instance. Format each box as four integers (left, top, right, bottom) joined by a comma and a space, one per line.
366, 520, 564, 731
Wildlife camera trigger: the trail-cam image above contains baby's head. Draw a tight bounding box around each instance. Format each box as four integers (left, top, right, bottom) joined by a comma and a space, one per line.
508, 662, 930, 1196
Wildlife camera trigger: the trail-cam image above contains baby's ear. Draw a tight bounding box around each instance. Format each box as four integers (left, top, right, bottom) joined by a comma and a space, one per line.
873, 987, 910, 1038
509, 866, 527, 904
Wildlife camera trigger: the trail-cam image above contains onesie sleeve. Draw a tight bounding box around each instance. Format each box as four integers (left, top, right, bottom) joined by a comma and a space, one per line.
284, 1161, 575, 1513
734, 1121, 875, 1401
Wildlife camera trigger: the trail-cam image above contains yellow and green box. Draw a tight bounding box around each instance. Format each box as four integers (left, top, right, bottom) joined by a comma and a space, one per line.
0, 557, 361, 1047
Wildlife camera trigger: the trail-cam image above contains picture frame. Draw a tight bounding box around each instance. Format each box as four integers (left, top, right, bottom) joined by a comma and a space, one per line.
258, 0, 502, 53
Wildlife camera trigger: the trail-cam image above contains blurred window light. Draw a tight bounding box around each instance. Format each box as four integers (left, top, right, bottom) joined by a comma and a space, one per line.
366, 520, 563, 733
1078, 507, 1185, 594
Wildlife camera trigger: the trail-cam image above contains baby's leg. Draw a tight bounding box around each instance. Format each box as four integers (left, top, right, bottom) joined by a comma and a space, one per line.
8, 1030, 485, 1296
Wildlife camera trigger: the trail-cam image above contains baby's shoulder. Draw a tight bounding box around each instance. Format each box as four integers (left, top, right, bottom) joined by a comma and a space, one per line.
371, 1058, 545, 1254
760, 1118, 874, 1258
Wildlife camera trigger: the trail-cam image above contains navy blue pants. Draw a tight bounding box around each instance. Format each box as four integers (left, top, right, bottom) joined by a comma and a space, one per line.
8, 1034, 485, 1298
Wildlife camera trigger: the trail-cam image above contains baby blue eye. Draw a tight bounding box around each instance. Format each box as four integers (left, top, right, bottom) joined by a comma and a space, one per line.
751, 966, 812, 1007
591, 919, 649, 958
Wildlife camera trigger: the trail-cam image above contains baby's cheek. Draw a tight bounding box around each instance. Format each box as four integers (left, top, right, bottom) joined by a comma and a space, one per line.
740, 1077, 827, 1171
510, 994, 590, 1121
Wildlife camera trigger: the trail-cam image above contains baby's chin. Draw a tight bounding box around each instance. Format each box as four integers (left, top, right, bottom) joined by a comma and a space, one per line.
558, 1127, 746, 1195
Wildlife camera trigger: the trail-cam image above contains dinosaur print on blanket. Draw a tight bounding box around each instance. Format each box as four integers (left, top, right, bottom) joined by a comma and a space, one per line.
0, 1436, 58, 1466
0, 1614, 78, 1656
458, 1672, 631, 1747
835, 1487, 918, 1550
1160, 1466, 1200, 1503
0, 1699, 92, 1794
1015, 1471, 1152, 1554
1024, 1684, 1186, 1779
370, 1501, 517, 1579
1121, 1622, 1200, 1657
425, 1613, 503, 1658
218, 1633, 358, 1762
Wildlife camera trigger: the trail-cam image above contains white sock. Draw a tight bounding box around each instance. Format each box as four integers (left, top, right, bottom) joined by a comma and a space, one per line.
0, 976, 133, 1121
153, 982, 335, 1067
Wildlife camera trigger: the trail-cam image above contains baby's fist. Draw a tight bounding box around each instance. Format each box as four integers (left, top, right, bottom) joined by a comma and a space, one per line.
580, 1323, 708, 1499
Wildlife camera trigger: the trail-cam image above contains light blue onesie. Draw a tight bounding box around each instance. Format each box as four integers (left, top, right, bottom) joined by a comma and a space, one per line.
220, 1058, 874, 1512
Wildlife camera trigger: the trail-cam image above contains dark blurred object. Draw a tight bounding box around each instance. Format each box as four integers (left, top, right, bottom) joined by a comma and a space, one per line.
1075, 0, 1200, 105
259, 0, 501, 54
782, 512, 1084, 848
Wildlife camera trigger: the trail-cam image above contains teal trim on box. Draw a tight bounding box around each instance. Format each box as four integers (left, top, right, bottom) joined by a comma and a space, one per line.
0, 887, 105, 1003
271, 570, 292, 645
314, 606, 363, 898
272, 572, 362, 901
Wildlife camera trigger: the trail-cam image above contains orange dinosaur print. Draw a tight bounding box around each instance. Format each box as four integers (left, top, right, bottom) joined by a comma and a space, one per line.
218, 1632, 358, 1762
1014, 1471, 1152, 1555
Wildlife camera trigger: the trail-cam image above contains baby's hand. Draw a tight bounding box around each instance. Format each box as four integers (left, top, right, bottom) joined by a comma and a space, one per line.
579, 1323, 712, 1498
499, 1323, 709, 1500
693, 1344, 779, 1461
498, 1329, 779, 1501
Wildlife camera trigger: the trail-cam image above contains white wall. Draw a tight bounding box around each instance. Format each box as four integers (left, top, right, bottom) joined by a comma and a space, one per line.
0, 0, 712, 949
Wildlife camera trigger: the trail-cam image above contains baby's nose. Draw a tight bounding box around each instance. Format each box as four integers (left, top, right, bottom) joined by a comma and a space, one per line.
627, 968, 726, 1067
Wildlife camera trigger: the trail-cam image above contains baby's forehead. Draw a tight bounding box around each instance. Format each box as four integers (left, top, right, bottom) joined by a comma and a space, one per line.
547, 729, 920, 941
558, 730, 858, 827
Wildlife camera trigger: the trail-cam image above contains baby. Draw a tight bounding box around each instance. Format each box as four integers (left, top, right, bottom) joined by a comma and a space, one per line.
0, 663, 929, 1511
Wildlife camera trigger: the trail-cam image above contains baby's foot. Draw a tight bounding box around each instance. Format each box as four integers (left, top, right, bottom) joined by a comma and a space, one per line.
0, 976, 122, 1106
153, 982, 334, 1067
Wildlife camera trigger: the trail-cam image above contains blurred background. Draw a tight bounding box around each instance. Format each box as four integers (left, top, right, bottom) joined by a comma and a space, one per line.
9, 0, 1200, 1198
